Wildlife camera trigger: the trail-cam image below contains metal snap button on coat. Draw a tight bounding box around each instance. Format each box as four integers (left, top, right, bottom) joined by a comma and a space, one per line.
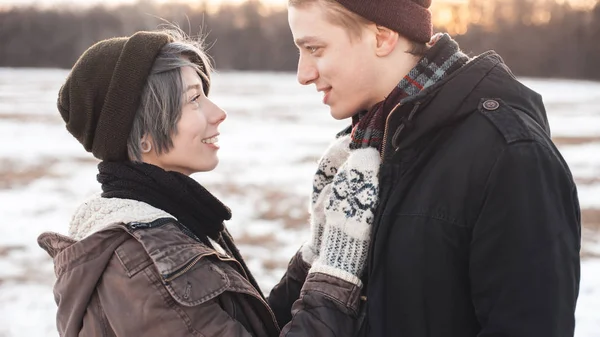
483, 99, 500, 111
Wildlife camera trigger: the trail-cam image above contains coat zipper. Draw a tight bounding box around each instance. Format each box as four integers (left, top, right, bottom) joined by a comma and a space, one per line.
162, 251, 280, 332
381, 102, 403, 160
128, 217, 174, 230
163, 252, 213, 283
383, 101, 422, 159
174, 221, 202, 242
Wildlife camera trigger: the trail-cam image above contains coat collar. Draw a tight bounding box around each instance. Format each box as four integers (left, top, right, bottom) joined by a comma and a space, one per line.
68, 194, 175, 240
383, 51, 547, 157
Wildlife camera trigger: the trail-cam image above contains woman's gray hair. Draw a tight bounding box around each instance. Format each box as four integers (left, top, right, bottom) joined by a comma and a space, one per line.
127, 29, 213, 162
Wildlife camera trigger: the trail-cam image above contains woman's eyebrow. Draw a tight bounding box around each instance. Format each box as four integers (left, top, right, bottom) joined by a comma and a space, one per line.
186, 83, 202, 92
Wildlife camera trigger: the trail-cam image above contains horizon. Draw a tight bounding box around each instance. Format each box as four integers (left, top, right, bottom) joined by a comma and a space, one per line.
7, 0, 566, 11
0, 0, 596, 35
1, 0, 595, 8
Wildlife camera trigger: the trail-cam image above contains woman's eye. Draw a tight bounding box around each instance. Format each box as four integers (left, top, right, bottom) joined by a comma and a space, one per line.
191, 94, 201, 105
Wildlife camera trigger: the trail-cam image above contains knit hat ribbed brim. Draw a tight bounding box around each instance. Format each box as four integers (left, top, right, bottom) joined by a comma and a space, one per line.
336, 0, 433, 43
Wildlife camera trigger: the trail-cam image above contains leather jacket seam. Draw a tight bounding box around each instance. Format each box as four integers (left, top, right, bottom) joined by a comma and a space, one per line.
283, 305, 336, 337
302, 289, 359, 315
141, 266, 204, 336
114, 244, 153, 278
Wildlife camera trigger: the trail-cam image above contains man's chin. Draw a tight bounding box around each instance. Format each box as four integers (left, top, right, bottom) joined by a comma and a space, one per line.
329, 105, 354, 121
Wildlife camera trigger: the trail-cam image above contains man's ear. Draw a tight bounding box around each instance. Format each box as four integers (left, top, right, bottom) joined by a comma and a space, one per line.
374, 25, 399, 57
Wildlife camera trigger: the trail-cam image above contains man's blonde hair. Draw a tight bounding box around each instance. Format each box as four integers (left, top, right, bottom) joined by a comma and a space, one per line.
289, 0, 370, 40
288, 0, 429, 55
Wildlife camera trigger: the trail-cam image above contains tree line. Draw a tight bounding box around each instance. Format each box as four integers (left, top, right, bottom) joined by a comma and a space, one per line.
0, 0, 599, 79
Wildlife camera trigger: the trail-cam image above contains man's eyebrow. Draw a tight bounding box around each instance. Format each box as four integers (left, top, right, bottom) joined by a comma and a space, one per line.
295, 36, 320, 47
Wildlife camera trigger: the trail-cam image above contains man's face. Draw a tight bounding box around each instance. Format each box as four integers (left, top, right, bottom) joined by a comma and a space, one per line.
288, 2, 382, 120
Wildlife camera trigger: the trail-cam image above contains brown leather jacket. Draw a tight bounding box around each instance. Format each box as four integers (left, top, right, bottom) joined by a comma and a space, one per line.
38, 198, 362, 337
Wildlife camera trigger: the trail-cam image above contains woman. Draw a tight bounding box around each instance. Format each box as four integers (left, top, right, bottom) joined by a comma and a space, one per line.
37, 28, 378, 336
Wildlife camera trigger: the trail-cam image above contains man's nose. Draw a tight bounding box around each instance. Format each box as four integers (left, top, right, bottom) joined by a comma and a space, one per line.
297, 57, 318, 85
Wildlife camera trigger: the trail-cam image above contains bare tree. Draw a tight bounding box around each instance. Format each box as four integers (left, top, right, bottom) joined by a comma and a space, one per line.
0, 0, 598, 79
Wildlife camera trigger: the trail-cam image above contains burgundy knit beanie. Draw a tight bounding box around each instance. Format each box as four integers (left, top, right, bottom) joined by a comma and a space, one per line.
58, 31, 173, 162
336, 0, 433, 43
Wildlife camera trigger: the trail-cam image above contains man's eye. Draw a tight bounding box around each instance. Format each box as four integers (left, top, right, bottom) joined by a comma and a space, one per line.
306, 46, 318, 53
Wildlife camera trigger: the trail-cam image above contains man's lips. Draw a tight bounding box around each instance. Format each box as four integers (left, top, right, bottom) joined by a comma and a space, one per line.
318, 87, 332, 104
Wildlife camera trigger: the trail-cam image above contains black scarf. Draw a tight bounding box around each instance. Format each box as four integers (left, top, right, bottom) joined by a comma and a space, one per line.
97, 161, 231, 242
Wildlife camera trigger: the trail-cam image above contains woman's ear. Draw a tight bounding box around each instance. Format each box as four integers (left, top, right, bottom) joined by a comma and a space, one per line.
140, 135, 153, 153
375, 25, 399, 57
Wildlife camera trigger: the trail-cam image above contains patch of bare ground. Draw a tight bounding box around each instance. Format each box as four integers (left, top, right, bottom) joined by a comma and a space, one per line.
297, 155, 319, 165
552, 135, 600, 146
575, 177, 600, 185
254, 190, 309, 230
235, 232, 279, 248
205, 182, 251, 197
0, 261, 55, 285
0, 245, 26, 257
262, 257, 288, 271
0, 156, 99, 190
275, 114, 300, 122
0, 113, 61, 124
72, 156, 100, 164
205, 183, 311, 229
582, 208, 600, 259
0, 158, 60, 189
0, 246, 54, 285
582, 208, 600, 232
0, 270, 54, 285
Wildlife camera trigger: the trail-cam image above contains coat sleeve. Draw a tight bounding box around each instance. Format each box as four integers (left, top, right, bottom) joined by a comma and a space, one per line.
279, 272, 363, 337
99, 238, 361, 337
267, 250, 311, 328
470, 142, 581, 336
172, 271, 362, 337
166, 271, 361, 337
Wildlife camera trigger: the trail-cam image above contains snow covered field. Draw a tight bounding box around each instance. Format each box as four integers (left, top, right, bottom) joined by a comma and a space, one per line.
0, 68, 598, 336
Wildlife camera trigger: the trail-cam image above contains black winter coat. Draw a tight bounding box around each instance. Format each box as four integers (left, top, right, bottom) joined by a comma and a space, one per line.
363, 51, 581, 337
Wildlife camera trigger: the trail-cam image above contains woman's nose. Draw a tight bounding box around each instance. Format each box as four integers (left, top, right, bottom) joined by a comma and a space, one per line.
209, 100, 227, 125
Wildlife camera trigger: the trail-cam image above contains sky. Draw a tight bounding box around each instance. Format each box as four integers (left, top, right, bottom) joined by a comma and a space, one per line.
2, 0, 282, 7
1, 0, 594, 12
0, 0, 469, 9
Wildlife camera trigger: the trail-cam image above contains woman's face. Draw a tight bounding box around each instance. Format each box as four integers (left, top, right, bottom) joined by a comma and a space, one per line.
143, 65, 226, 175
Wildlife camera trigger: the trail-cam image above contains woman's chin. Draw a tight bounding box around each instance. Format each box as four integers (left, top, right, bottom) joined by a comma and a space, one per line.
193, 158, 219, 174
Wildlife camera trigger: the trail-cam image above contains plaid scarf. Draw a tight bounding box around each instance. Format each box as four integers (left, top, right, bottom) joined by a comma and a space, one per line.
350, 33, 471, 153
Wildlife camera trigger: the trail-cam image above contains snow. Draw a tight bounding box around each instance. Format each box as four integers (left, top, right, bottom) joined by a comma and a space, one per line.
0, 68, 598, 336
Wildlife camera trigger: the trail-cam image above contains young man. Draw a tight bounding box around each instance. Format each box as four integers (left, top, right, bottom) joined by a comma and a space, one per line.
287, 0, 581, 336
